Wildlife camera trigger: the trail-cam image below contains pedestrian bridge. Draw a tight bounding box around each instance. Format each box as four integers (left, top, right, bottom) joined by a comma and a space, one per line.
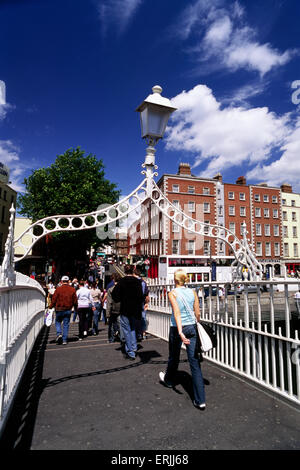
0, 273, 300, 450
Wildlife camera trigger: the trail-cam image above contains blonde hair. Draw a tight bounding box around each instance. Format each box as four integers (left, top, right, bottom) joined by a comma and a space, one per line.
174, 269, 188, 286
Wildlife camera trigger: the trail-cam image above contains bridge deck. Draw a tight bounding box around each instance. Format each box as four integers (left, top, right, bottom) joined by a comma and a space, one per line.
1, 321, 299, 451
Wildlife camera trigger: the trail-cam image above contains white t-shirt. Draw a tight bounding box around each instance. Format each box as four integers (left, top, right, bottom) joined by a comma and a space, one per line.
77, 287, 94, 308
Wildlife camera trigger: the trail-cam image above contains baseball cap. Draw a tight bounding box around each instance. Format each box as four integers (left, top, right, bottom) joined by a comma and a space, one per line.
61, 276, 69, 281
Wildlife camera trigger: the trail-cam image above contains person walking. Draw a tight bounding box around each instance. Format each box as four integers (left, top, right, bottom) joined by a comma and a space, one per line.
294, 289, 300, 318
134, 266, 150, 340
50, 275, 78, 345
112, 264, 144, 360
106, 273, 122, 343
90, 281, 102, 335
76, 280, 95, 340
159, 269, 206, 410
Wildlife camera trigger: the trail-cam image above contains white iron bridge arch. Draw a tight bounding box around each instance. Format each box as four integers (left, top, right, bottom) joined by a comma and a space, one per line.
3, 85, 263, 283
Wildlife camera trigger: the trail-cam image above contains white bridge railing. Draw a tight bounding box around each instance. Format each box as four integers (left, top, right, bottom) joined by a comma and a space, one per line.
0, 273, 46, 437
146, 280, 300, 408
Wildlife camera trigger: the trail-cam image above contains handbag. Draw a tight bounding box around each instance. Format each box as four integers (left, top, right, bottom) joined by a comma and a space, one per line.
175, 289, 217, 353
45, 308, 54, 327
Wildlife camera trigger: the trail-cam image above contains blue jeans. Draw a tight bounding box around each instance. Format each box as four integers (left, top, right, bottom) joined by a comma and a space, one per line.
55, 310, 71, 342
165, 324, 205, 405
92, 302, 101, 334
120, 315, 137, 358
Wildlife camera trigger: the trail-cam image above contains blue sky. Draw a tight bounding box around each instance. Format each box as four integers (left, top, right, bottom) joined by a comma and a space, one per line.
0, 0, 300, 204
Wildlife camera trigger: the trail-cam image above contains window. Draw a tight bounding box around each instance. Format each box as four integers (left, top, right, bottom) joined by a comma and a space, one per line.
256, 224, 261, 236
204, 220, 209, 234
187, 240, 195, 255
283, 226, 288, 237
239, 192, 246, 201
188, 186, 195, 194
284, 243, 289, 257
3, 191, 7, 201
240, 206, 246, 217
218, 205, 223, 216
292, 212, 297, 221
229, 205, 235, 216
282, 199, 286, 205
229, 222, 235, 234
293, 226, 297, 238
172, 184, 179, 193
204, 240, 210, 255
283, 211, 287, 221
274, 225, 279, 236
254, 194, 260, 202
274, 242, 280, 257
272, 196, 278, 203
263, 195, 269, 202
264, 224, 270, 236
203, 202, 210, 213
228, 191, 234, 200
291, 200, 296, 207
188, 201, 195, 212
172, 240, 180, 255
264, 208, 269, 218
265, 242, 271, 257
294, 244, 299, 257
172, 200, 179, 209
1, 206, 5, 223
255, 208, 261, 217
256, 242, 262, 256
172, 222, 179, 233
273, 209, 278, 218
203, 187, 210, 195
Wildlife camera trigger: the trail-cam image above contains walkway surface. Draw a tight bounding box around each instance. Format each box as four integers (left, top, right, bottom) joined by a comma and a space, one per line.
1, 321, 300, 451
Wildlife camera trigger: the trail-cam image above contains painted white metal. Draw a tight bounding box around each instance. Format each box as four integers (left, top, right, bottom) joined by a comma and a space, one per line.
146, 280, 300, 407
0, 204, 46, 437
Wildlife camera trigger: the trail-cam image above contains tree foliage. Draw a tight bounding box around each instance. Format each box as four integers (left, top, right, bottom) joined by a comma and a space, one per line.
17, 148, 120, 276
18, 147, 119, 220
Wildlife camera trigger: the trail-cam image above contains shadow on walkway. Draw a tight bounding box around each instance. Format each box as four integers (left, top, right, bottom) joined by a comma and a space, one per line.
0, 326, 50, 450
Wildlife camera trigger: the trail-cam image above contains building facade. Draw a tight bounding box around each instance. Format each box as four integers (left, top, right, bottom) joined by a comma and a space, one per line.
126, 164, 300, 278
0, 182, 17, 262
281, 183, 300, 275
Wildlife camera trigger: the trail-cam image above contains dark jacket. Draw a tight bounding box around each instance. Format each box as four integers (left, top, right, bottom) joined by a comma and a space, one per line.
106, 285, 120, 317
50, 284, 78, 311
111, 275, 144, 318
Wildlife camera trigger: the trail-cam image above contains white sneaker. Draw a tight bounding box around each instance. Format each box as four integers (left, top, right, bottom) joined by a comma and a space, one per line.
159, 371, 172, 388
193, 400, 206, 410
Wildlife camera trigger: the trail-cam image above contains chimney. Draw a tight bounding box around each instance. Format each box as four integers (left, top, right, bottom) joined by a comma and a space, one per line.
178, 163, 191, 176
236, 176, 246, 185
256, 182, 268, 187
213, 173, 222, 182
281, 183, 293, 193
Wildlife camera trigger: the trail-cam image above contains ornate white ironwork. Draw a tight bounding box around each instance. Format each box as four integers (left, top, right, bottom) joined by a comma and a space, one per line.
13, 178, 148, 262
4, 85, 263, 281
0, 205, 16, 287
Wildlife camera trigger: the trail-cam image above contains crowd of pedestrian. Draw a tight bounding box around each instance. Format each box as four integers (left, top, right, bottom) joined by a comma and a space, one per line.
46, 266, 149, 357
46, 265, 207, 409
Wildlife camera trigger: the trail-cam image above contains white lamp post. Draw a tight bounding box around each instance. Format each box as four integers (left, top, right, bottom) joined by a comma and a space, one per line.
136, 85, 177, 168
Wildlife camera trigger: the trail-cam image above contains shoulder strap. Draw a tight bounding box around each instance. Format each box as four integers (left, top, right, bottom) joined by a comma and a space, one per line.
175, 289, 196, 321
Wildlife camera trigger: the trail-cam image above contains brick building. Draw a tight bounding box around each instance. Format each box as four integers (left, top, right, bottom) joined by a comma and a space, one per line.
126, 163, 300, 278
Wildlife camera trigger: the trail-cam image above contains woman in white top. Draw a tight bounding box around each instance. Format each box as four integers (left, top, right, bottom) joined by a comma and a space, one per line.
76, 280, 95, 340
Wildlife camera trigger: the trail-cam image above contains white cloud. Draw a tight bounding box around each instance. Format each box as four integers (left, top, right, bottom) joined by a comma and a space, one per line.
97, 0, 142, 36
165, 84, 295, 182
174, 0, 295, 76
246, 118, 300, 190
0, 140, 26, 192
